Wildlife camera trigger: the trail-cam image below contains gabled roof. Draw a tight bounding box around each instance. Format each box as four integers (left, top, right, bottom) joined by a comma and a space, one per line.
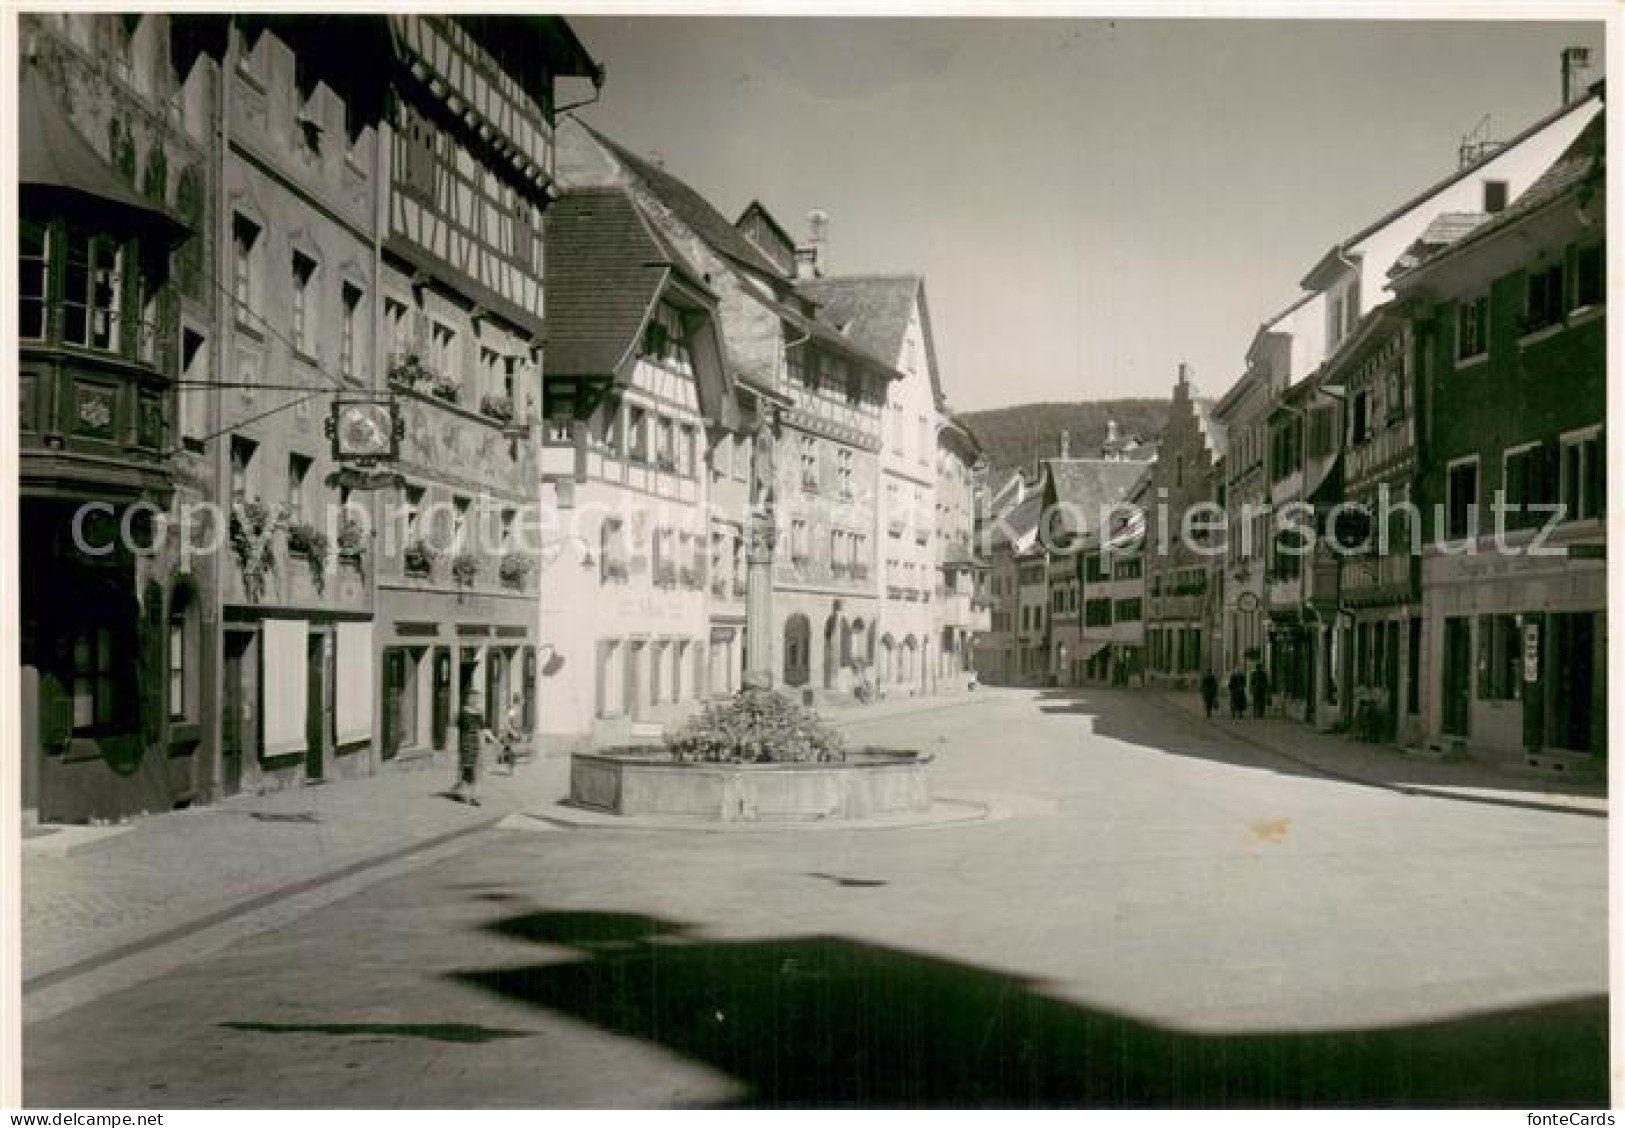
987, 491, 1043, 553
798, 274, 917, 360
1399, 106, 1605, 281
1191, 397, 1228, 460
586, 125, 787, 282
735, 200, 797, 272
1039, 458, 1148, 538
1301, 90, 1602, 289
798, 272, 946, 403
543, 186, 716, 381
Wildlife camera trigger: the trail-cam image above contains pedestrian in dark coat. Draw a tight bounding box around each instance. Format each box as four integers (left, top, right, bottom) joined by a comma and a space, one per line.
1250, 666, 1269, 719
454, 690, 495, 805
1200, 670, 1219, 719
1228, 670, 1247, 719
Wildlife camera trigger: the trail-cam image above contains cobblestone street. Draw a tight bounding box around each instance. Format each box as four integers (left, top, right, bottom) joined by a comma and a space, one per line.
23, 689, 1609, 1107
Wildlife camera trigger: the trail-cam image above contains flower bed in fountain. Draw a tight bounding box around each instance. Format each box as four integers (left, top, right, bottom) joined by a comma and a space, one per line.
569, 686, 931, 822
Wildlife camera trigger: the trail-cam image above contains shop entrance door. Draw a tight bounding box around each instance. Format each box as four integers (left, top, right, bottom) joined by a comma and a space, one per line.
1441, 617, 1471, 738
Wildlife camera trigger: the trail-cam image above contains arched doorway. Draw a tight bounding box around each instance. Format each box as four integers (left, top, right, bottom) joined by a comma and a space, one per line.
879, 633, 895, 684
839, 619, 853, 668
784, 614, 810, 687
902, 635, 917, 685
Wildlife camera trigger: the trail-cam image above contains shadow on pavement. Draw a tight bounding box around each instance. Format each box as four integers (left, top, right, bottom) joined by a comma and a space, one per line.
452, 908, 1608, 1108
218, 1021, 533, 1044
1032, 688, 1601, 809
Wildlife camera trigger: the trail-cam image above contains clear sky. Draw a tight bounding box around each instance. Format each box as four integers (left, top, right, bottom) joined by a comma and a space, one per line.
568, 16, 1606, 411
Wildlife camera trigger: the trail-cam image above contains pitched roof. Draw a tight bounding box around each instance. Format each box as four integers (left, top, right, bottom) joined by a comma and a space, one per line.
543, 186, 707, 379
1040, 458, 1148, 537
1402, 107, 1605, 278
1301, 91, 1602, 288
586, 126, 787, 281
735, 200, 797, 271
798, 272, 946, 401
987, 491, 1044, 553
797, 274, 919, 361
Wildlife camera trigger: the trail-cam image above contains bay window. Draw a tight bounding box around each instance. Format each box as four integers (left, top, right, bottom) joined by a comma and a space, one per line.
20, 220, 50, 340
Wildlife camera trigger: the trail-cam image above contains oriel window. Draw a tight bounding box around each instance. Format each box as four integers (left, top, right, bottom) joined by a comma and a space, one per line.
61, 231, 126, 352
19, 220, 50, 340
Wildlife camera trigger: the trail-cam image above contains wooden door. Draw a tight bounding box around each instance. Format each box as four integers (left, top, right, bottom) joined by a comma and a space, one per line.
305, 633, 325, 780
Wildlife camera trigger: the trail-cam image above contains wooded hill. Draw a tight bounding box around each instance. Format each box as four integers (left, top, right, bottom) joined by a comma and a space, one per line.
959, 399, 1169, 471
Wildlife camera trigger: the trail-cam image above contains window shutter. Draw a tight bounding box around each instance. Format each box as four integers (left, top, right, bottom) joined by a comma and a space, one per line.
1475, 615, 1491, 699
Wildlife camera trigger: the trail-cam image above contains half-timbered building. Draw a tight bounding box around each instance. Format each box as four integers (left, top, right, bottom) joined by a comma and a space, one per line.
374, 17, 600, 760
536, 186, 732, 741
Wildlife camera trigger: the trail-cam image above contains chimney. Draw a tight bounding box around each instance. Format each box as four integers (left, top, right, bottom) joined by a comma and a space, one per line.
1177, 362, 1191, 389
1106, 418, 1120, 444
795, 208, 829, 280
1059, 429, 1071, 459
1562, 46, 1595, 105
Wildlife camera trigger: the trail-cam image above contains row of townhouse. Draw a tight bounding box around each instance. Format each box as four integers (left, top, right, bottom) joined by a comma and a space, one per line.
974, 427, 1155, 686
1135, 60, 1606, 770
537, 125, 989, 744
17, 13, 989, 824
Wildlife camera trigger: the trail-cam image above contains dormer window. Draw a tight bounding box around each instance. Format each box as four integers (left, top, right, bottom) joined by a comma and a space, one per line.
1483, 180, 1508, 214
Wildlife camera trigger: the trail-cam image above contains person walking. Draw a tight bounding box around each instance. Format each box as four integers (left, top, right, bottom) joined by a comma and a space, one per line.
1228, 669, 1247, 719
1250, 665, 1269, 719
1200, 669, 1219, 719
497, 693, 526, 772
453, 689, 496, 805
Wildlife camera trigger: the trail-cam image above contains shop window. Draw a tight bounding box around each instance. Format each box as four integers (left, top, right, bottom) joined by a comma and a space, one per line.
1477, 614, 1521, 701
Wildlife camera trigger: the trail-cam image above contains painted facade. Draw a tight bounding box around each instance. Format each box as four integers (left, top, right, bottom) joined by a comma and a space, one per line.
19, 13, 217, 821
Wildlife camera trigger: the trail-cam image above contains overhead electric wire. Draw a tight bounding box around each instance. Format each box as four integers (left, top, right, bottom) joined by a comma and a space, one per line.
163, 247, 390, 454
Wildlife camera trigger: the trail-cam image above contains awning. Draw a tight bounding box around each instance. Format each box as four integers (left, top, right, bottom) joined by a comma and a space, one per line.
19, 60, 192, 244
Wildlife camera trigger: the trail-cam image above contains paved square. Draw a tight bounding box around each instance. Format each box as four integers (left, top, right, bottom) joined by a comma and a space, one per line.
23, 689, 1609, 1107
